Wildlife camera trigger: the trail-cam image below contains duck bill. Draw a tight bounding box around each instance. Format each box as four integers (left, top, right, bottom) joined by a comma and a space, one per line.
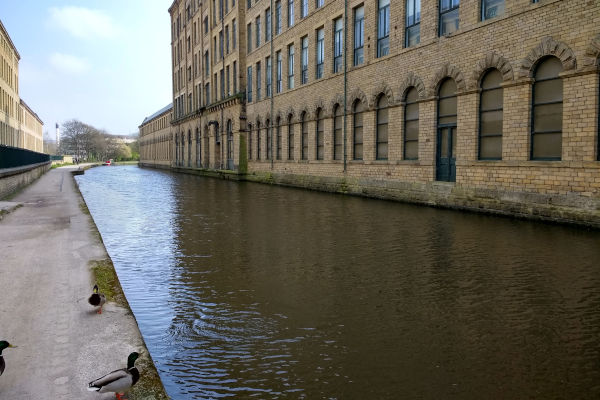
8, 344, 16, 348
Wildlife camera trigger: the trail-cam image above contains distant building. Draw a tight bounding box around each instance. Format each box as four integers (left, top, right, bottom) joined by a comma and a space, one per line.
0, 19, 43, 152
139, 104, 173, 168
140, 0, 600, 226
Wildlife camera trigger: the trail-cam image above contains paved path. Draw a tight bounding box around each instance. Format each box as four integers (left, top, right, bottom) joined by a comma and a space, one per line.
0, 166, 162, 399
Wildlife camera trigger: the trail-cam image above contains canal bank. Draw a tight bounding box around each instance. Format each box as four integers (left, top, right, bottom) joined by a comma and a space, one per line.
0, 165, 167, 399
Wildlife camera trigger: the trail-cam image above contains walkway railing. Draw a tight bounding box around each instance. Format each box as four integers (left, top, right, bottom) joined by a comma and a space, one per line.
0, 145, 50, 169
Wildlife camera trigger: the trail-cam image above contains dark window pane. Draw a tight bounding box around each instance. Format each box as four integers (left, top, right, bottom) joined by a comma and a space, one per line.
405, 120, 419, 140
481, 69, 502, 89
440, 129, 448, 157
532, 132, 561, 159
377, 106, 388, 124
439, 97, 457, 118
480, 135, 501, 159
378, 123, 388, 142
534, 78, 562, 104
481, 110, 503, 135
534, 103, 562, 132
377, 142, 388, 159
439, 79, 457, 97
481, 88, 502, 111
405, 87, 418, 103
405, 141, 418, 159
535, 57, 563, 80
406, 102, 419, 120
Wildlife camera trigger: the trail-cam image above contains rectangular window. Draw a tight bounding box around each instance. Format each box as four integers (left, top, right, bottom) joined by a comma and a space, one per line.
277, 51, 283, 93
247, 0, 252, 9
266, 56, 272, 96
316, 0, 324, 8
256, 16, 261, 48
288, 0, 295, 26
316, 28, 324, 79
301, 0, 308, 18
440, 0, 460, 36
219, 31, 224, 59
247, 66, 253, 102
204, 51, 210, 77
377, 0, 390, 57
333, 18, 343, 73
354, 6, 364, 66
275, 1, 282, 34
204, 16, 209, 34
233, 19, 237, 49
205, 83, 210, 105
266, 8, 272, 41
301, 36, 309, 84
288, 44, 295, 89
225, 25, 230, 54
247, 23, 252, 52
233, 61, 237, 93
405, 0, 421, 47
226, 65, 230, 96
256, 62, 262, 100
482, 0, 504, 20
220, 69, 225, 99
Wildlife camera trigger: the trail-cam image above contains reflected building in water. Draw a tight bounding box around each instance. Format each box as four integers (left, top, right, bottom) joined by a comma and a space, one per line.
140, 0, 600, 227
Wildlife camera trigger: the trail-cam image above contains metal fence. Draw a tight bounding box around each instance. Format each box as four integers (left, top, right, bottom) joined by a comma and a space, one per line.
0, 145, 50, 169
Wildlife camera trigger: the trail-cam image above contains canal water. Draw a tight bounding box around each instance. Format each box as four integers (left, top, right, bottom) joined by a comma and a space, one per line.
76, 165, 600, 399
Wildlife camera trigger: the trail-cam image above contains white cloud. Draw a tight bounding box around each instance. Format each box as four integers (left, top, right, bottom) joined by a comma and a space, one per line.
48, 6, 119, 40
49, 52, 90, 74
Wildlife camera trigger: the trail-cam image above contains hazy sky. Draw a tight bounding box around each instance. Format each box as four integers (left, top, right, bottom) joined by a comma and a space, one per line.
2, 0, 173, 137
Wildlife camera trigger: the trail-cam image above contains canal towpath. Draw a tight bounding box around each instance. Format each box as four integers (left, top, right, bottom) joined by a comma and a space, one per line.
0, 165, 167, 399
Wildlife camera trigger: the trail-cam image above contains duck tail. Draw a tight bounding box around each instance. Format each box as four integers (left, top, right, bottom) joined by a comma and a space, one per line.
87, 383, 101, 392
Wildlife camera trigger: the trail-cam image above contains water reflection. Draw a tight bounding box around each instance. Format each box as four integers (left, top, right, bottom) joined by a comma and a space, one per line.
77, 166, 600, 399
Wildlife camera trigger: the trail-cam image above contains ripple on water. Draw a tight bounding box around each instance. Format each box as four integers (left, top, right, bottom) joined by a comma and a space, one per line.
77, 166, 600, 400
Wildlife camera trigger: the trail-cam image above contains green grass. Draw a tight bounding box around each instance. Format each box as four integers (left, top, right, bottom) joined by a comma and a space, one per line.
89, 259, 126, 307
51, 162, 74, 169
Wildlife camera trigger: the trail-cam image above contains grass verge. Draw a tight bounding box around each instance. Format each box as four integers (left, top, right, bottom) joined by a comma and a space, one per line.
89, 259, 170, 399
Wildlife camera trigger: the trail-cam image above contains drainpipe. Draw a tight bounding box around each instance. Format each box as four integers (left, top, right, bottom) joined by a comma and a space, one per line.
343, 0, 348, 172
270, 0, 274, 169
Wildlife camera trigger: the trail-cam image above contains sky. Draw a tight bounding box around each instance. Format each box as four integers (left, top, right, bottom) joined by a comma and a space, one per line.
2, 0, 173, 138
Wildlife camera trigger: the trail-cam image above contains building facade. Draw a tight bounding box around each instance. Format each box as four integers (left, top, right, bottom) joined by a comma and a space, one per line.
139, 104, 174, 167
0, 20, 43, 153
141, 0, 600, 226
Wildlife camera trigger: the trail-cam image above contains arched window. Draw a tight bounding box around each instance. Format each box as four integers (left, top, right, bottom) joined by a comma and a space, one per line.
437, 78, 457, 182
188, 130, 192, 167
204, 126, 209, 168
404, 87, 419, 160
257, 121, 262, 160
266, 119, 272, 160
316, 108, 324, 160
333, 104, 342, 160
479, 69, 503, 160
248, 123, 253, 160
376, 95, 389, 160
532, 56, 563, 160
301, 112, 308, 160
227, 119, 233, 169
353, 100, 364, 160
288, 114, 294, 160
276, 117, 282, 160
196, 127, 201, 167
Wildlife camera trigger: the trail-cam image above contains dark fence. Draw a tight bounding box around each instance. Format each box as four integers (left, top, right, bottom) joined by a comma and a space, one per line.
0, 145, 50, 169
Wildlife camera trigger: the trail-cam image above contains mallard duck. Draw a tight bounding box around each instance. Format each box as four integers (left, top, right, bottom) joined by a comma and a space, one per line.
88, 284, 106, 314
0, 340, 16, 377
88, 352, 140, 400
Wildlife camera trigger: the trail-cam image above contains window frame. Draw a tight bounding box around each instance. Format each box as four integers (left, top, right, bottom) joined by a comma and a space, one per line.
353, 6, 364, 66
531, 56, 563, 161
377, 0, 390, 58
333, 18, 343, 73
403, 87, 419, 160
439, 0, 460, 37
316, 28, 325, 79
478, 69, 503, 160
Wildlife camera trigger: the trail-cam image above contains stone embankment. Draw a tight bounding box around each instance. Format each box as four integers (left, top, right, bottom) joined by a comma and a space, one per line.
0, 165, 168, 399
